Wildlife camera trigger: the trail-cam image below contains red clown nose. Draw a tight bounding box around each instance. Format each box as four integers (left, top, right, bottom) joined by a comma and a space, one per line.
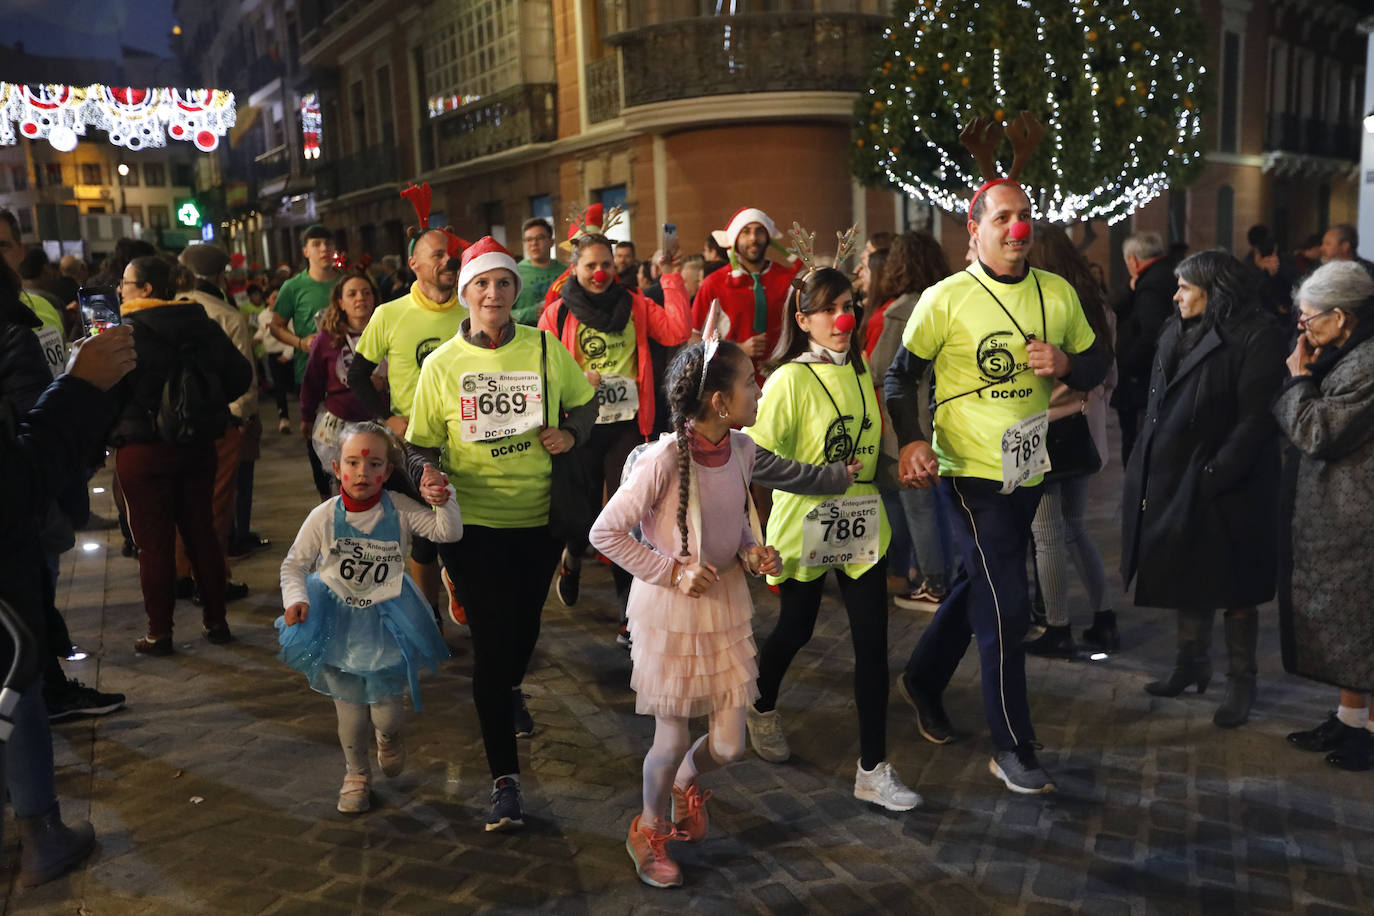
592, 269, 610, 285
834, 312, 856, 334
1009, 221, 1031, 241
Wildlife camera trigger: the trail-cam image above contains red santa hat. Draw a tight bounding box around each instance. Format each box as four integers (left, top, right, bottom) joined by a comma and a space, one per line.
710, 207, 777, 252
458, 236, 522, 307
559, 203, 605, 254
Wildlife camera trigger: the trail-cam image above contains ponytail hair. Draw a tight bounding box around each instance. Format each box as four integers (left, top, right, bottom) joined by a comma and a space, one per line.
663, 339, 748, 556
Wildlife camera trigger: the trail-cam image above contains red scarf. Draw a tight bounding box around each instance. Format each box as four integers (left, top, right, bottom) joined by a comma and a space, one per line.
340, 490, 382, 512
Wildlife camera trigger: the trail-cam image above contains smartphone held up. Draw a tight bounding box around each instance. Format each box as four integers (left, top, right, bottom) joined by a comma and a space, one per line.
78, 286, 121, 336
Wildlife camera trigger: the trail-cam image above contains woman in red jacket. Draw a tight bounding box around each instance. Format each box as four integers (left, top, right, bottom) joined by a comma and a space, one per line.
538, 233, 691, 611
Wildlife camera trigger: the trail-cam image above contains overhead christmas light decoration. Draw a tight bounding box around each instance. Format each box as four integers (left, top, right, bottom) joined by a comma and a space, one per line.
0, 83, 237, 152
299, 93, 322, 160
852, 0, 1208, 224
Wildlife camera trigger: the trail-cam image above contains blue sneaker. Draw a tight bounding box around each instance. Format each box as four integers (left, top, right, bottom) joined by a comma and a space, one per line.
486, 776, 524, 832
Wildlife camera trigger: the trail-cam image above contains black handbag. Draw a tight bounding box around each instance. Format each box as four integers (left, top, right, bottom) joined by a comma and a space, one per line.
1044, 408, 1101, 482
540, 331, 600, 542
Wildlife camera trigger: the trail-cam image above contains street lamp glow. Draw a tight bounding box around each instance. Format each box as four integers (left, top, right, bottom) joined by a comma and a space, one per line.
117, 163, 129, 176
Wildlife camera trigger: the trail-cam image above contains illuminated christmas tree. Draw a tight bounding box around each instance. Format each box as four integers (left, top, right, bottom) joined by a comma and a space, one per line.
853, 0, 1209, 224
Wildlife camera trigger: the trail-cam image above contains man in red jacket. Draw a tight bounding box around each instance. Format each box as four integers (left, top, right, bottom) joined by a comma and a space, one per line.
690, 207, 800, 378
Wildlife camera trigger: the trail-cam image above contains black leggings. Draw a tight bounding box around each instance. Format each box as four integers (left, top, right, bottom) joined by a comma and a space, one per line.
755, 557, 890, 770
565, 418, 640, 601
439, 525, 562, 779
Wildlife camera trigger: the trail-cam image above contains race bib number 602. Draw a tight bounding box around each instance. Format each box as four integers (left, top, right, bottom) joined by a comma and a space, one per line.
458, 371, 543, 442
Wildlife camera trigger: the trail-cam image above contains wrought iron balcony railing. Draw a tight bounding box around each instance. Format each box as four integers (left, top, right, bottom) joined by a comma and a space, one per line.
433, 84, 557, 166
1265, 113, 1361, 161
585, 56, 622, 124
607, 12, 884, 108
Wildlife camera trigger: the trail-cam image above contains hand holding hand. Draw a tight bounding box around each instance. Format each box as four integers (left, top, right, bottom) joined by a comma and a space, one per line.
745, 545, 782, 577
1026, 338, 1070, 378
676, 562, 718, 598
419, 463, 450, 505
283, 602, 310, 626
898, 441, 939, 488
540, 426, 575, 455
844, 459, 863, 484
66, 324, 136, 391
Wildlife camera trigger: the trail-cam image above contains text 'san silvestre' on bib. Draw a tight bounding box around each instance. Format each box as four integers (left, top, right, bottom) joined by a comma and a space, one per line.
801, 494, 880, 567
1000, 410, 1049, 494
458, 371, 543, 442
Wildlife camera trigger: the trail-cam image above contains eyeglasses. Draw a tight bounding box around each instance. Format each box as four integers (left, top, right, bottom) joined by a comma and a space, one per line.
1296, 310, 1338, 331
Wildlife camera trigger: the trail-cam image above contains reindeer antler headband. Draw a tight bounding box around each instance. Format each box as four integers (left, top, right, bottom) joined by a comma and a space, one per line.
787, 221, 861, 290
962, 110, 1045, 223
401, 182, 470, 258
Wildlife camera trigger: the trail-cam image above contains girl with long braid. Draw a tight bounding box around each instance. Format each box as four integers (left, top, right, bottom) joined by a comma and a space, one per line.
590, 338, 781, 889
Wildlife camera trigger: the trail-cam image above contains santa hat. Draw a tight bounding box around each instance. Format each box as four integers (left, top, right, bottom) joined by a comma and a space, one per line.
710, 207, 777, 252
458, 236, 522, 307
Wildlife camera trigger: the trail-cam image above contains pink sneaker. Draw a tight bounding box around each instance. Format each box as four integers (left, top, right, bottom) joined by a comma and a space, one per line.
376, 731, 405, 777
671, 783, 712, 843
626, 815, 686, 888
337, 772, 370, 814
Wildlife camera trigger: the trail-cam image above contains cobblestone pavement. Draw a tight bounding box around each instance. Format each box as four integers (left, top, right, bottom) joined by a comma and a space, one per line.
3, 416, 1371, 915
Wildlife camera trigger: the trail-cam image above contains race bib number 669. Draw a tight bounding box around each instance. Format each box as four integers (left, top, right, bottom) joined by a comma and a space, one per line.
458, 371, 544, 442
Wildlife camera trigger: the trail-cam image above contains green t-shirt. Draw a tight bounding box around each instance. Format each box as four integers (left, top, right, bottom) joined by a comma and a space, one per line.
744, 357, 890, 583
355, 283, 468, 419
512, 259, 566, 326
407, 324, 595, 529
273, 270, 336, 382
901, 262, 1097, 484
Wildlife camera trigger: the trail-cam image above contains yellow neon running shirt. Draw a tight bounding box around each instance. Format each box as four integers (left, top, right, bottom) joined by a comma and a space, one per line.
356, 282, 468, 418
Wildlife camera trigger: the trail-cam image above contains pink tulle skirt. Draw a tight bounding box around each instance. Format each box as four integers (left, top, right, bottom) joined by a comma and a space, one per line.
626, 562, 759, 718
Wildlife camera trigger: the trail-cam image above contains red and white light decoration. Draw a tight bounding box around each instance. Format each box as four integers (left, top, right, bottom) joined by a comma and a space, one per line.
299, 93, 321, 160
0, 83, 236, 152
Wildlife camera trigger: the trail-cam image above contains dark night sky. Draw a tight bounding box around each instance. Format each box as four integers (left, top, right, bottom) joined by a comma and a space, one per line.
1, 0, 176, 62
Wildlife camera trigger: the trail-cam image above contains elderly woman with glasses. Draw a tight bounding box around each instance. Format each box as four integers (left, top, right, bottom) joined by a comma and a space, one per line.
1275, 261, 1374, 772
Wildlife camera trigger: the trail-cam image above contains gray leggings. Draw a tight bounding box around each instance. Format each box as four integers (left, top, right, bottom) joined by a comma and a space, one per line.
333, 696, 407, 775
1029, 475, 1107, 627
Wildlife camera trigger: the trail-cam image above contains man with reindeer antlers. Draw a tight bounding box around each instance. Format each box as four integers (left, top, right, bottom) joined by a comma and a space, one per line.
348, 183, 470, 625
884, 113, 1111, 794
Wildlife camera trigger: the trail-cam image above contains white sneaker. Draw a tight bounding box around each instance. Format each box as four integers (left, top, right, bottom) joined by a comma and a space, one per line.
746, 705, 791, 763
854, 760, 922, 811
337, 771, 371, 814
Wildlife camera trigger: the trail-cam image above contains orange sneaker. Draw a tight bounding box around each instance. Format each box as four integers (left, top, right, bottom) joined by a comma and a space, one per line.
670, 783, 712, 843
441, 568, 467, 625
625, 815, 686, 888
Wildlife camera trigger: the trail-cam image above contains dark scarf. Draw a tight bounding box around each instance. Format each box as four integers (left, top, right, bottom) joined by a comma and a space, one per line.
1308, 317, 1374, 383
194, 278, 227, 301
561, 274, 633, 333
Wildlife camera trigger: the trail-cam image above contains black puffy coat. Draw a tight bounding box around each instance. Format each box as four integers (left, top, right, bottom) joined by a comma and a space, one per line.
108, 298, 253, 447
1121, 308, 1286, 609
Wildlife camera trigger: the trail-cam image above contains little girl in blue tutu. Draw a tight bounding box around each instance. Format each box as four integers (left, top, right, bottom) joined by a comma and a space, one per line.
277, 421, 462, 813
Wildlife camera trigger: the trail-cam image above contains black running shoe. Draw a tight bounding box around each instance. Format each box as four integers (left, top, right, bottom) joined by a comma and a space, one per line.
45, 678, 126, 722
897, 674, 958, 745
486, 777, 524, 832
1287, 712, 1359, 752
556, 565, 579, 607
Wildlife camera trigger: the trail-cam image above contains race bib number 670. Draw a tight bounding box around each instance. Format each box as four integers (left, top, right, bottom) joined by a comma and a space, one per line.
458, 371, 543, 442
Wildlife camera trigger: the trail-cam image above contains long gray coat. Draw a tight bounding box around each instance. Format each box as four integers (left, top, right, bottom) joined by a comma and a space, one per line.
1274, 333, 1374, 692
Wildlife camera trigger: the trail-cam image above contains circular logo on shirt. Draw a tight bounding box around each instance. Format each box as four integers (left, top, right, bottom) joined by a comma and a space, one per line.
415, 337, 441, 367
976, 330, 1017, 383
578, 325, 607, 360
823, 415, 854, 464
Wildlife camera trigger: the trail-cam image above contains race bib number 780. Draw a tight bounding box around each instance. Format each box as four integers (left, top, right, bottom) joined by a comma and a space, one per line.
458, 371, 544, 442
1000, 410, 1050, 494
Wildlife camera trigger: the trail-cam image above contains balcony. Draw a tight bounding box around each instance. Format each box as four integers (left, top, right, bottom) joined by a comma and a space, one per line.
607, 12, 884, 108
585, 56, 622, 125
312, 144, 399, 200
433, 84, 557, 167
1265, 113, 1361, 161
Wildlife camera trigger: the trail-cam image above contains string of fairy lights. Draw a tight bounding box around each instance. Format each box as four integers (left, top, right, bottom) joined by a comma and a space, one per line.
0, 83, 236, 153
855, 0, 1207, 225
